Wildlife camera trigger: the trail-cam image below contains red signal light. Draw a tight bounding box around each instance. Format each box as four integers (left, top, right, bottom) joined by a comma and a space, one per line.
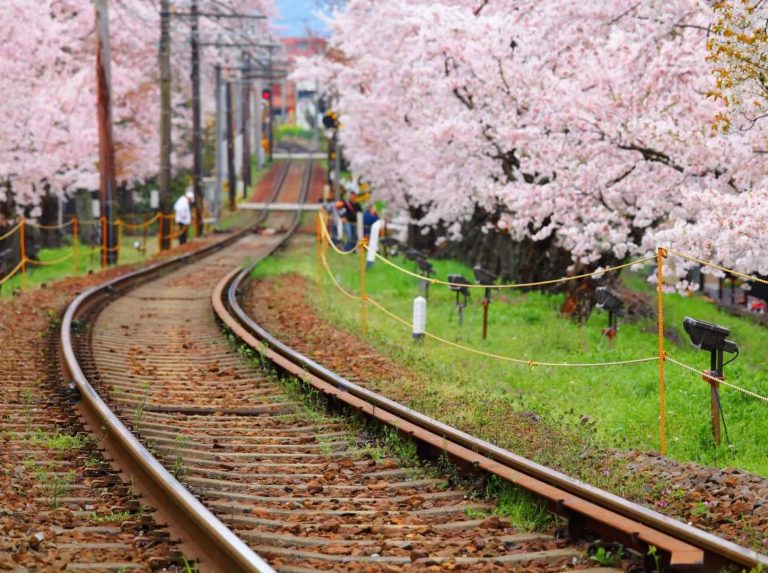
262, 89, 271, 101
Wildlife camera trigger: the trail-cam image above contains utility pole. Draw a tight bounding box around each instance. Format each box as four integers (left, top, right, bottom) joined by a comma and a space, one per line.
255, 78, 264, 170
226, 80, 236, 211
214, 64, 224, 221
159, 0, 172, 250
267, 47, 274, 162
190, 0, 203, 236
94, 0, 118, 265
241, 55, 252, 197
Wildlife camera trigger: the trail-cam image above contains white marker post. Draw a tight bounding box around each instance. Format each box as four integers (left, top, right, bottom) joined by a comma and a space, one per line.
413, 296, 426, 343
366, 219, 383, 267
356, 211, 364, 245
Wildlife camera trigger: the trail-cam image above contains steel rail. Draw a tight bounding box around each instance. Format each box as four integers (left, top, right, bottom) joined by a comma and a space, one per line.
58, 155, 309, 572
218, 245, 768, 573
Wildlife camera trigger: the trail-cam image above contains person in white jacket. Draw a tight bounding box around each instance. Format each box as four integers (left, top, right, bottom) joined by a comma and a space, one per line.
173, 191, 194, 245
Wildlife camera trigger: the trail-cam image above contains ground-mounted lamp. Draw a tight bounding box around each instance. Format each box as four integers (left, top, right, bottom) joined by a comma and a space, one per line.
595, 286, 624, 345
404, 248, 426, 270
473, 266, 497, 340
417, 258, 436, 299
448, 274, 471, 326
683, 316, 738, 446
380, 237, 400, 258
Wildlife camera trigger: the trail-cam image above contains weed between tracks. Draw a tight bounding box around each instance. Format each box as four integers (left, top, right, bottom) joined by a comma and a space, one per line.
131, 381, 151, 430
34, 468, 75, 508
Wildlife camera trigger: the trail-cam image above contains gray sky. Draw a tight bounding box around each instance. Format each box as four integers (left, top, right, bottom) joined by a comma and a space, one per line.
274, 0, 329, 37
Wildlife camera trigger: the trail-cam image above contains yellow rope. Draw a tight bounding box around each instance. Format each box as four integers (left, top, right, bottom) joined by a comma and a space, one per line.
0, 221, 22, 242
319, 222, 362, 255
320, 248, 657, 368
164, 224, 190, 241
320, 221, 655, 288
666, 355, 768, 404
320, 251, 361, 300
26, 220, 75, 230
121, 212, 161, 230
25, 252, 74, 266
368, 297, 657, 368
371, 249, 657, 290
668, 248, 768, 286
0, 260, 24, 286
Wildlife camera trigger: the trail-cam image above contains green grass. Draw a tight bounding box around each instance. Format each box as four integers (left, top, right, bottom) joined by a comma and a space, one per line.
0, 234, 156, 297
28, 429, 91, 451
254, 240, 768, 477
277, 125, 317, 140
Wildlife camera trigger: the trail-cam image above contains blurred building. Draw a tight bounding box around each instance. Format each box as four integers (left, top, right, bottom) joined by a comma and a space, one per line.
273, 37, 327, 130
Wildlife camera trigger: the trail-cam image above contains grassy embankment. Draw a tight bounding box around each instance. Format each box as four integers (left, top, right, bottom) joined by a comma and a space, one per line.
253, 238, 768, 478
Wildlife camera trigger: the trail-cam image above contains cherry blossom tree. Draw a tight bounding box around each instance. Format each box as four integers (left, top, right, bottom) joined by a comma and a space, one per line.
299, 0, 768, 301
708, 0, 768, 133
0, 0, 274, 216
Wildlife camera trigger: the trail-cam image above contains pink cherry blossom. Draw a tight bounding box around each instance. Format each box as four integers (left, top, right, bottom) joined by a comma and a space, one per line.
298, 0, 768, 277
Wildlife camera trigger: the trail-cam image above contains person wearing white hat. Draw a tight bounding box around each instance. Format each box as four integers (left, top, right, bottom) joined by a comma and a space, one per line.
173, 190, 195, 245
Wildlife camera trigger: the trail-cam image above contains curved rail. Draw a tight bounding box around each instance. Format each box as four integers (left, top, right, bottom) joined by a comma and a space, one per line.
57, 158, 311, 573
216, 246, 768, 573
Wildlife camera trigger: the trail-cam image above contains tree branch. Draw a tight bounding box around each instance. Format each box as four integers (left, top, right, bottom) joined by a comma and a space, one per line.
617, 143, 684, 172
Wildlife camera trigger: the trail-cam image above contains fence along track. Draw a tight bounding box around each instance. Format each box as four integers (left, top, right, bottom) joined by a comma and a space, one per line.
62, 161, 606, 572
217, 267, 768, 569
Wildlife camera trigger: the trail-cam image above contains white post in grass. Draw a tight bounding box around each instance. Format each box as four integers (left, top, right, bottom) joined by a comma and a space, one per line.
413, 296, 426, 343
366, 219, 383, 266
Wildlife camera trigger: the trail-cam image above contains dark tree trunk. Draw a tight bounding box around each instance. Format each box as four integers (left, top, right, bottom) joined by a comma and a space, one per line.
413, 206, 623, 322
39, 188, 61, 248
406, 203, 440, 252
75, 190, 98, 246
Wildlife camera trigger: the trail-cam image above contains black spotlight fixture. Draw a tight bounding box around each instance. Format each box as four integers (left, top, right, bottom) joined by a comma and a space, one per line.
417, 258, 436, 299
404, 248, 426, 269
380, 237, 400, 257
473, 266, 497, 340
683, 316, 739, 446
448, 274, 471, 326
595, 286, 624, 344
683, 317, 738, 377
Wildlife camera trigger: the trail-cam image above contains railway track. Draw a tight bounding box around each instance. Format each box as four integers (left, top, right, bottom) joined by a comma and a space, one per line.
58, 156, 768, 572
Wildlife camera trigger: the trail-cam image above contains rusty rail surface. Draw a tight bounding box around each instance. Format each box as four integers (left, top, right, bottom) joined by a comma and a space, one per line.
216, 247, 768, 573
57, 155, 305, 572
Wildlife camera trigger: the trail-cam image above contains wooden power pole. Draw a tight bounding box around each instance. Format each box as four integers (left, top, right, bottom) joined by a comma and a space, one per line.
226, 81, 236, 211
241, 56, 252, 198
190, 0, 204, 236
94, 0, 118, 265
159, 0, 172, 250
